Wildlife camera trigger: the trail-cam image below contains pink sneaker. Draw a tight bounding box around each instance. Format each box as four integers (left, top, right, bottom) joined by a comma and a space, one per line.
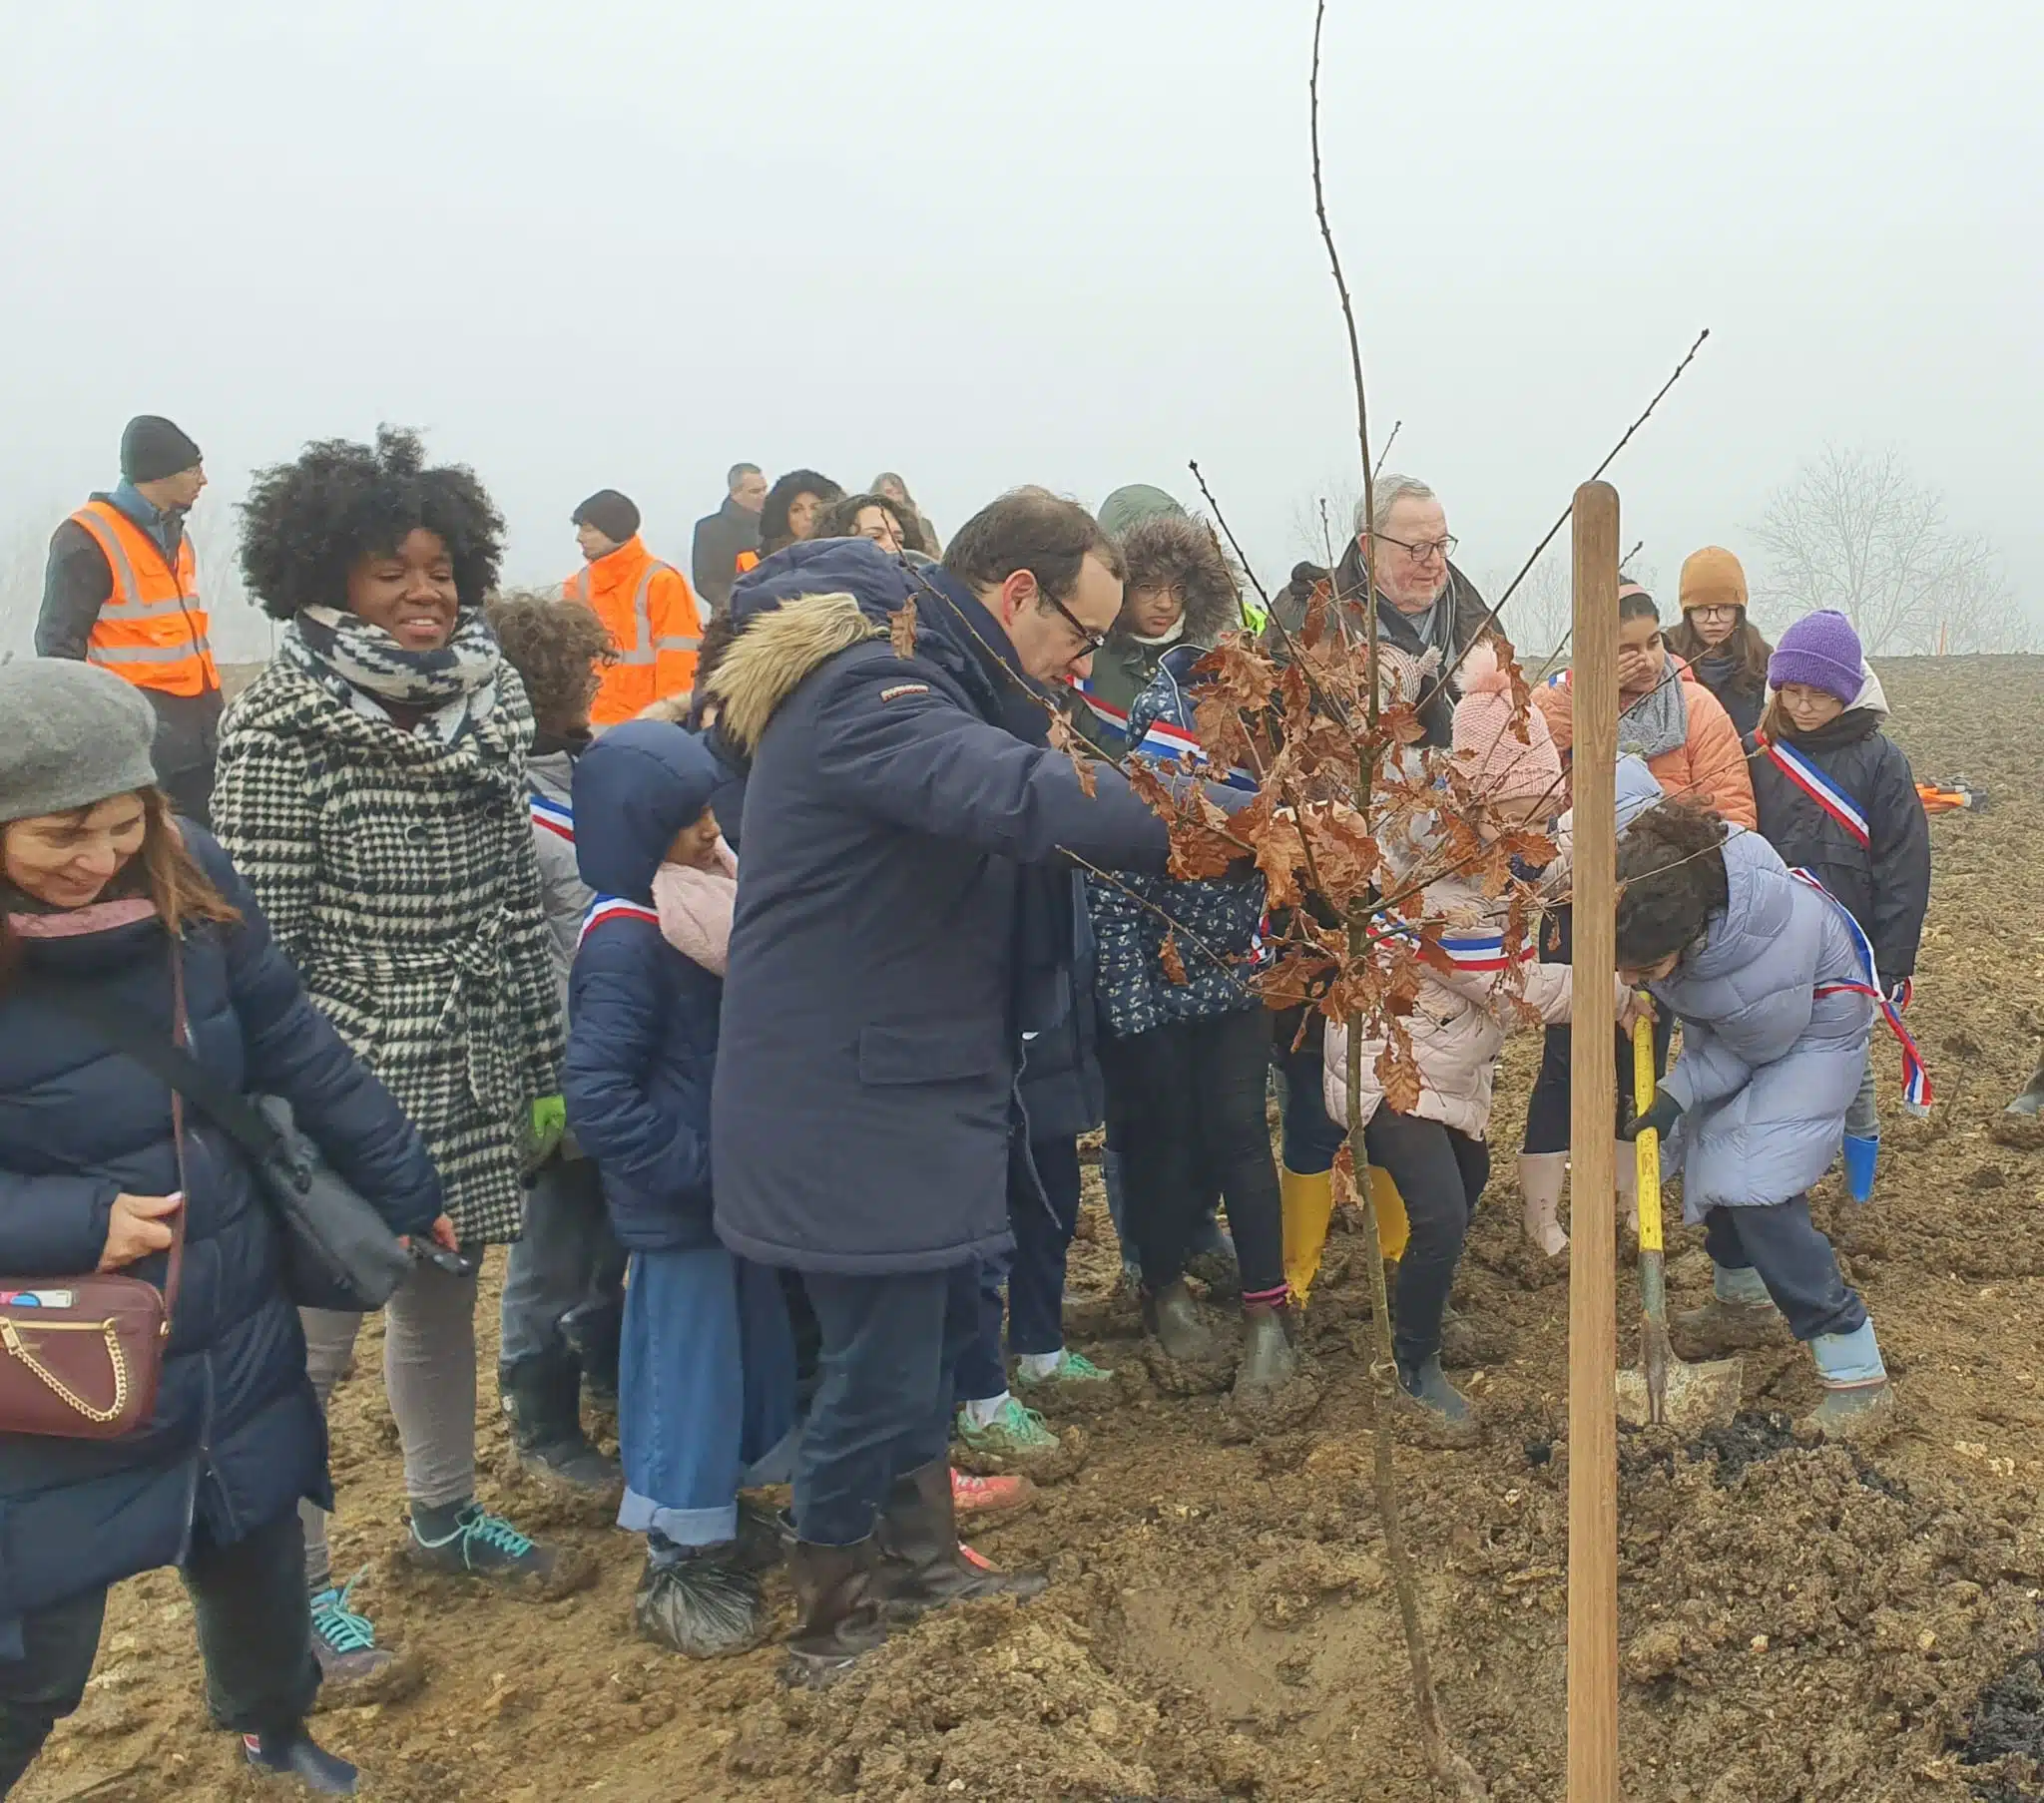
950, 1468, 1037, 1519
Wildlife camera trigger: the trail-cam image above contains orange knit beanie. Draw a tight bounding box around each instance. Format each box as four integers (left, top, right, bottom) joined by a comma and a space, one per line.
1678, 546, 1748, 614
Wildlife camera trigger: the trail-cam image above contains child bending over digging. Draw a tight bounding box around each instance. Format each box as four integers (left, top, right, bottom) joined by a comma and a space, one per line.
1615, 789, 1916, 1441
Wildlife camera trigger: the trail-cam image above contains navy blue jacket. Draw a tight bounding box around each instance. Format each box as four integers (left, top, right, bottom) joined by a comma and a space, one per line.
0, 831, 440, 1639
1750, 707, 1930, 989
706, 538, 1175, 1274
1018, 869, 1106, 1142
563, 723, 728, 1253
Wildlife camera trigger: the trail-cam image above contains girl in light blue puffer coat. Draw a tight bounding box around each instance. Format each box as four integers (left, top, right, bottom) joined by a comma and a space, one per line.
1615, 792, 1902, 1441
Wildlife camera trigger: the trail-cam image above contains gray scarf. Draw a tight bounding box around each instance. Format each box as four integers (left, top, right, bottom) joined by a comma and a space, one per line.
281, 605, 503, 744
1618, 654, 1690, 761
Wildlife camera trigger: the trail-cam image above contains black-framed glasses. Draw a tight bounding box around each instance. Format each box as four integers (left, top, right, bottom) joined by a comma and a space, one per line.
1373, 531, 1458, 564
1031, 574, 1108, 655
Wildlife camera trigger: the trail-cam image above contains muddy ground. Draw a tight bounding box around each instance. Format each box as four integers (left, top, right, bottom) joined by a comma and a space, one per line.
23, 655, 2044, 1803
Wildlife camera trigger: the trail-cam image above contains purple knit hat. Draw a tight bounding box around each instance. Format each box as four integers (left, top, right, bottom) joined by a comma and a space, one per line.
1768, 609, 1863, 704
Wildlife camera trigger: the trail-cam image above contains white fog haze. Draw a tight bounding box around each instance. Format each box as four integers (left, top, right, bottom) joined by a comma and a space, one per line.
1, 0, 2036, 660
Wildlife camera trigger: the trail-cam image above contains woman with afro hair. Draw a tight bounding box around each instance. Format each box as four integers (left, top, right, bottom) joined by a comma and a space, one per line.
212, 428, 582, 1690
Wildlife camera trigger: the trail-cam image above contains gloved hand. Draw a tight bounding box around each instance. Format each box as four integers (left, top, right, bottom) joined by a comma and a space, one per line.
530, 1095, 568, 1162
1620, 1085, 1683, 1142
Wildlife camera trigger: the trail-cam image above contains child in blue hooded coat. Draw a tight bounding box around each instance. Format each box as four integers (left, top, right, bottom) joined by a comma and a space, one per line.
1616, 794, 1913, 1441
564, 722, 796, 1657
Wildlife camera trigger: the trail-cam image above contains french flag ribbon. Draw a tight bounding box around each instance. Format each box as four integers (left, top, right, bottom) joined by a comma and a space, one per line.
1070, 680, 1260, 792
1788, 867, 1931, 1114
1383, 925, 1535, 975
579, 895, 660, 946
1755, 733, 1870, 847
529, 791, 575, 844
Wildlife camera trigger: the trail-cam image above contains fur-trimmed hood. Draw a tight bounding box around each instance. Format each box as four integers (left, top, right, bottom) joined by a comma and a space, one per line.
707, 592, 883, 753
1111, 512, 1243, 653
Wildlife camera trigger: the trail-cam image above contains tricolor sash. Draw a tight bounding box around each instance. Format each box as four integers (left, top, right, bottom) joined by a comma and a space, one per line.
1755, 732, 1870, 847
1788, 867, 1931, 1115
529, 790, 575, 844
579, 895, 660, 946
1070, 679, 1259, 792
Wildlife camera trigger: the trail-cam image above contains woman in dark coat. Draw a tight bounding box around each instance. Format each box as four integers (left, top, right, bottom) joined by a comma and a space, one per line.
0, 661, 443, 1798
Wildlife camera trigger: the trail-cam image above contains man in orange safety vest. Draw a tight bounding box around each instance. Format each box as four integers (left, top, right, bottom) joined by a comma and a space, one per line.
38, 415, 223, 823
562, 490, 704, 727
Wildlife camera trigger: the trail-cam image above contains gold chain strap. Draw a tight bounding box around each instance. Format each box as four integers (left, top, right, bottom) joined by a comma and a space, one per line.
0, 1316, 130, 1424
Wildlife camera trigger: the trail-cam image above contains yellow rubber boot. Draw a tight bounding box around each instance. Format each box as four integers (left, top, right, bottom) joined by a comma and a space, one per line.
1281, 1166, 1335, 1303
1369, 1167, 1411, 1264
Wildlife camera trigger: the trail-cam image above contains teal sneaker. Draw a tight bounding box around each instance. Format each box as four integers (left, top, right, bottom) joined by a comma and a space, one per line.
405, 1501, 566, 1588
954, 1397, 1061, 1461
1014, 1350, 1115, 1392
309, 1571, 393, 1690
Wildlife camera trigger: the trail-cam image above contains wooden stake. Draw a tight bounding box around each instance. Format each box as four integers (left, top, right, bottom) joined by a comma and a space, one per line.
1566, 480, 1622, 1802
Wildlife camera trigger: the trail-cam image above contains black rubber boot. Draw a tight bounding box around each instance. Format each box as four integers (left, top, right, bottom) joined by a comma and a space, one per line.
734, 1497, 787, 1574
872, 1459, 1048, 1621
501, 1349, 621, 1495
636, 1535, 767, 1657
560, 1299, 622, 1410
245, 1728, 358, 1795
1141, 1277, 1220, 1363
784, 1537, 890, 1688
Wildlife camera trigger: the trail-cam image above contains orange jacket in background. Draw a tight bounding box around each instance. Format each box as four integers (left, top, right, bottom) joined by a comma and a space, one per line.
1534, 660, 1758, 828
563, 536, 703, 727
69, 500, 219, 697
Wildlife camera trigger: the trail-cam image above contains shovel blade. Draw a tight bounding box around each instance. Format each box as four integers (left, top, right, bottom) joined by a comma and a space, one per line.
1617, 1352, 1745, 1432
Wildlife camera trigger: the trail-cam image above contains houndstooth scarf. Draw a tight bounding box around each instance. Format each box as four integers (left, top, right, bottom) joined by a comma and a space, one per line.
279, 605, 503, 743
1619, 652, 1690, 762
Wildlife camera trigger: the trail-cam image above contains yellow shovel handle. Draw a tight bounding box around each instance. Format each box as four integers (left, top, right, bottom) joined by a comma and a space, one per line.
1633, 1008, 1663, 1254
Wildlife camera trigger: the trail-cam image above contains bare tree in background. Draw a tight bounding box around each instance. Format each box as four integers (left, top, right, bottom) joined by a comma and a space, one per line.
1288, 476, 1361, 566
1752, 444, 2033, 654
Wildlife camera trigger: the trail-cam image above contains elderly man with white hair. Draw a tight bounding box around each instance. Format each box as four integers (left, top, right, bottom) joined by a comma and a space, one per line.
1266, 474, 1491, 748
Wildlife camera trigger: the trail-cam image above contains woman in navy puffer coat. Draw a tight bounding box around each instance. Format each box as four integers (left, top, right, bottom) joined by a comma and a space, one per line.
0, 661, 441, 1799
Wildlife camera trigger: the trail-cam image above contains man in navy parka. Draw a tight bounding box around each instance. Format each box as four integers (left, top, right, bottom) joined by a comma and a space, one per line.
703, 493, 1186, 1682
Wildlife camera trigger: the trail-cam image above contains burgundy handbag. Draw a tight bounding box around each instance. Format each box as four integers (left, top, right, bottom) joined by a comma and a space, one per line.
0, 966, 191, 1442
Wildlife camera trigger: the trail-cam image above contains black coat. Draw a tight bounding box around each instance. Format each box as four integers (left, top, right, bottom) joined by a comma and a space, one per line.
0, 831, 441, 1636
706, 539, 1173, 1275
1692, 650, 1767, 739
691, 496, 763, 618
1749, 709, 1930, 988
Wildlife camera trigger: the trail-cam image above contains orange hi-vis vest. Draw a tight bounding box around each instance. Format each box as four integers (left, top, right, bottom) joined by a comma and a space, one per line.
735, 549, 761, 576
563, 536, 704, 726
70, 500, 219, 697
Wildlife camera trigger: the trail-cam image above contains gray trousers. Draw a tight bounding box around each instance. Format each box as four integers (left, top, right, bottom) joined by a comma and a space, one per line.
298, 1259, 480, 1591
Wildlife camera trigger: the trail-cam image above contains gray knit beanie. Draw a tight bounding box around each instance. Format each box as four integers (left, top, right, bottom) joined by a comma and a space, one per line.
0, 661, 161, 825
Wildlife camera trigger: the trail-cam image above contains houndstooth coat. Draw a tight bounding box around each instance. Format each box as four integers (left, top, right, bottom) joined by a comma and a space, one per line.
211, 662, 564, 1244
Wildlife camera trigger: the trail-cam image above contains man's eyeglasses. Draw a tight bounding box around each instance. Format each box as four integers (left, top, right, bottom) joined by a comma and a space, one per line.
1030, 574, 1108, 655
1373, 531, 1458, 565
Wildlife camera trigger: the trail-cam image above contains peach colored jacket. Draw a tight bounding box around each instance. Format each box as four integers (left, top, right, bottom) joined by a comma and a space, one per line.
1534, 662, 1757, 828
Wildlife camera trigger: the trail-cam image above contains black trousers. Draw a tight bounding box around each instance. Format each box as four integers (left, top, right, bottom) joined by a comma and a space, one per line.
793, 1264, 976, 1548
0, 1508, 319, 1796
1362, 1110, 1491, 1370
1523, 1012, 1676, 1154
1100, 1007, 1285, 1298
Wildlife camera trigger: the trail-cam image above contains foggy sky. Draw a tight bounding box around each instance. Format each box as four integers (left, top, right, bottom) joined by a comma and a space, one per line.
2, 0, 2036, 659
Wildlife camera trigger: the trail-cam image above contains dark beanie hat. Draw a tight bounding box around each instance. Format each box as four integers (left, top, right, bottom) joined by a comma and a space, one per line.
572, 489, 641, 545
120, 415, 203, 484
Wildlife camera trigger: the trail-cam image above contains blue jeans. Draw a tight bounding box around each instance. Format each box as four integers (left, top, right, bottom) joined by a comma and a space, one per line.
617, 1248, 797, 1548
794, 1264, 977, 1547
1704, 1197, 1865, 1341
